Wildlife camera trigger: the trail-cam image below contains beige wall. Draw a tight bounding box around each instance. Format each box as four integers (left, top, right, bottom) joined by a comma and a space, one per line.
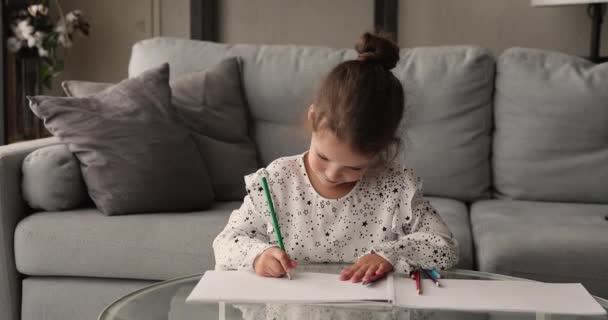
219, 0, 373, 48
50, 0, 189, 94
398, 0, 607, 58
54, 0, 606, 93
220, 0, 607, 57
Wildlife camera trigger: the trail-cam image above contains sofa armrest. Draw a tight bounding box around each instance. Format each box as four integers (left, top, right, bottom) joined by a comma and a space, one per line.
0, 137, 61, 320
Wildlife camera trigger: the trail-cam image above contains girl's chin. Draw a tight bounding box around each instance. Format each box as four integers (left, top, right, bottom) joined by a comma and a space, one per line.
320, 176, 354, 187
315, 174, 337, 186
323, 180, 340, 187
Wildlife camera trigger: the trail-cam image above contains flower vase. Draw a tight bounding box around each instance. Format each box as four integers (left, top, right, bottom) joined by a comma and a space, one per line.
16, 55, 43, 140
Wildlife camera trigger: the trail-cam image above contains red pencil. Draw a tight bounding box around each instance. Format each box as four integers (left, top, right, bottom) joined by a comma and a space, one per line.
415, 270, 422, 295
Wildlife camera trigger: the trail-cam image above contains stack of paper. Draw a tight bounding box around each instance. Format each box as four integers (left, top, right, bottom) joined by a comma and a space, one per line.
186, 271, 607, 316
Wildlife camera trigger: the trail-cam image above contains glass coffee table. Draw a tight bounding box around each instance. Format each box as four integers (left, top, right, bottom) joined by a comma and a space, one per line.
98, 265, 608, 320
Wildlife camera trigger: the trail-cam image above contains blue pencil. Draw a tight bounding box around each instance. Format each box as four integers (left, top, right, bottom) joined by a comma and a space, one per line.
422, 269, 440, 287
430, 268, 441, 279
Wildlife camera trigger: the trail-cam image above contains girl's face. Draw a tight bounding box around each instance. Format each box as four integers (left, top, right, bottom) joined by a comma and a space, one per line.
308, 128, 373, 188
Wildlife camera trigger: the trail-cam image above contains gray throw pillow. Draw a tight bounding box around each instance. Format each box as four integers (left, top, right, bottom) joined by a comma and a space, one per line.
493, 48, 608, 203
62, 58, 259, 200
29, 63, 215, 215
22, 144, 90, 211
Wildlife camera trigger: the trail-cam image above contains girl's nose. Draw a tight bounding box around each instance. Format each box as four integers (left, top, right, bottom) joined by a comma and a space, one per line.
325, 166, 341, 181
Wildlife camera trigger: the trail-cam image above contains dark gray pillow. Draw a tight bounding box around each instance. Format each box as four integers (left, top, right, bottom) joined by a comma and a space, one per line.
29, 63, 215, 215
22, 144, 90, 211
62, 58, 259, 200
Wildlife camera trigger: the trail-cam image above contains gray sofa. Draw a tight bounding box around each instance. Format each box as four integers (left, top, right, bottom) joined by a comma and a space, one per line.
1, 37, 607, 320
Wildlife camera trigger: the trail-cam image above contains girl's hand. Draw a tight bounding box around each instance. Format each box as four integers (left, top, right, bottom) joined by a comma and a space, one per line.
340, 252, 393, 283
253, 247, 297, 278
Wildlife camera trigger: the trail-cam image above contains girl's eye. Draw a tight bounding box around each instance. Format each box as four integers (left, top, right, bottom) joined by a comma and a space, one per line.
350, 167, 363, 171
318, 154, 328, 161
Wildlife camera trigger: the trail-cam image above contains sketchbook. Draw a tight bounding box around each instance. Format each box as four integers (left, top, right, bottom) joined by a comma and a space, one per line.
186, 271, 606, 316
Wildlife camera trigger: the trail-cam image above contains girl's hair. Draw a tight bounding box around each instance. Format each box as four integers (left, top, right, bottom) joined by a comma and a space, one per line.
311, 32, 404, 160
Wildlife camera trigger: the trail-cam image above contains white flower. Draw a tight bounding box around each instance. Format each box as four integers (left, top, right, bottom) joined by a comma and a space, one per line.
58, 32, 72, 48
7, 37, 22, 52
24, 31, 45, 49
33, 31, 45, 45
65, 10, 82, 23
27, 4, 48, 17
37, 46, 48, 57
59, 35, 72, 48
55, 24, 66, 34
25, 35, 36, 48
55, 22, 73, 48
12, 19, 34, 40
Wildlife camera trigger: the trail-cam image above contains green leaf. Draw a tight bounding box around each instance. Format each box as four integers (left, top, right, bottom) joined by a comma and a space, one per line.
41, 63, 52, 78
42, 74, 52, 90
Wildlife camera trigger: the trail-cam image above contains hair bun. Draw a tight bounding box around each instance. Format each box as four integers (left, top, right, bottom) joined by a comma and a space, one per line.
355, 32, 400, 70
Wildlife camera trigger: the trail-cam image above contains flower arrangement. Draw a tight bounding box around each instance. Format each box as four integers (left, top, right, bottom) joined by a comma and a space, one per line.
6, 0, 90, 89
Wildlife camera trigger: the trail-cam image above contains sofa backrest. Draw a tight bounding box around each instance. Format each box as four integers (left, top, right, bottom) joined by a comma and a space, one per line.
128, 37, 494, 202
493, 48, 608, 204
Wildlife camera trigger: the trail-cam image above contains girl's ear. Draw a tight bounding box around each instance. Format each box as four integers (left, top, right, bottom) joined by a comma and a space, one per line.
307, 104, 315, 121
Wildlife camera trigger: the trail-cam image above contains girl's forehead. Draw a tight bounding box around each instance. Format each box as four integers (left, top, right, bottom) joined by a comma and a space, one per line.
312, 130, 372, 166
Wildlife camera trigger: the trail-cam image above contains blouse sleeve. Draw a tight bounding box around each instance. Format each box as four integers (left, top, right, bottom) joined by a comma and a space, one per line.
370, 171, 459, 274
212, 169, 276, 271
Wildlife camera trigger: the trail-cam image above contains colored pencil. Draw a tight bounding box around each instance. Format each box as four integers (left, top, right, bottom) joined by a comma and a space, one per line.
261, 177, 291, 280
415, 270, 422, 295
422, 269, 440, 287
430, 268, 441, 279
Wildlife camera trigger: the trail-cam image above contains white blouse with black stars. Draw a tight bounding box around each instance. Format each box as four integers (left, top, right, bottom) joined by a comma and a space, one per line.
213, 153, 459, 274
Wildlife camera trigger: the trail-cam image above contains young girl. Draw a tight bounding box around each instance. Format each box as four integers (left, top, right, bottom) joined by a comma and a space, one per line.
213, 32, 459, 284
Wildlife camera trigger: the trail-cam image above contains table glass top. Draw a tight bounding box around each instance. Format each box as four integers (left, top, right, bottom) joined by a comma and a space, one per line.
99, 265, 608, 320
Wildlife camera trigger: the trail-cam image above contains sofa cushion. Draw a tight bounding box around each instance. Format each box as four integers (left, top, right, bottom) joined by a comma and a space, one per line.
61, 81, 111, 97
393, 46, 494, 202
29, 64, 215, 215
493, 48, 608, 203
14, 198, 471, 281
61, 80, 113, 97
22, 144, 90, 211
22, 277, 155, 320
63, 58, 258, 201
428, 197, 474, 270
127, 37, 494, 202
15, 201, 240, 280
471, 199, 608, 298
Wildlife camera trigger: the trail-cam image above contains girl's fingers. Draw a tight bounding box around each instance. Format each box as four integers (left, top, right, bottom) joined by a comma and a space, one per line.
371, 272, 388, 282
363, 265, 379, 281
267, 260, 285, 277
272, 250, 292, 273
340, 264, 359, 280
263, 267, 275, 277
352, 267, 367, 283
340, 269, 353, 280
376, 263, 387, 275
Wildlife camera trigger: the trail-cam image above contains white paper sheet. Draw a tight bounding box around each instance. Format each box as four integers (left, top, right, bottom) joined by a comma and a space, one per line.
394, 279, 606, 315
186, 271, 391, 304
186, 271, 606, 316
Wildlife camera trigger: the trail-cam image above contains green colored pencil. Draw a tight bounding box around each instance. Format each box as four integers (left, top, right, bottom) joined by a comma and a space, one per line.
261, 177, 291, 280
